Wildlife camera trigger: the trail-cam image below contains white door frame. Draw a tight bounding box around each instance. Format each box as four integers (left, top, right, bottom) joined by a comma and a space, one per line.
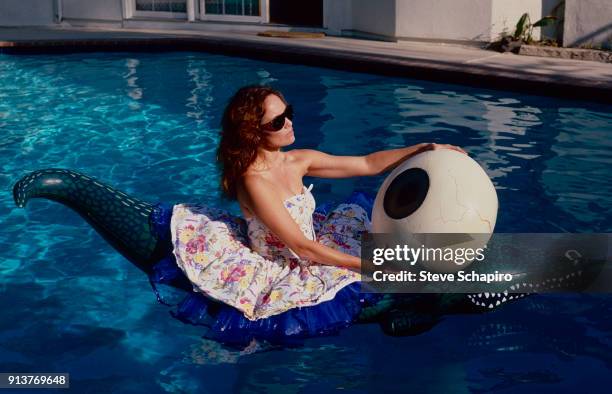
123, 0, 188, 19
122, 0, 270, 23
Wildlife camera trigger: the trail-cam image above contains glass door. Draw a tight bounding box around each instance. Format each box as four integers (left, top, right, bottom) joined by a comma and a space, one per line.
200, 0, 266, 22
133, 0, 188, 19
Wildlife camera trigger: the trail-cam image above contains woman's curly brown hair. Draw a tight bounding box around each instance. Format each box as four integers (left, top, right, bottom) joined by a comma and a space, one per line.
217, 85, 287, 199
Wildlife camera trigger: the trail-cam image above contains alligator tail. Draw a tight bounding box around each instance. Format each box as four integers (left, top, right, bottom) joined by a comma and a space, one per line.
13, 169, 171, 274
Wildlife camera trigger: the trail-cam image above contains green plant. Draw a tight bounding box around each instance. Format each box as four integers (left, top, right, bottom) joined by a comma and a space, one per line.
489, 2, 564, 53
512, 13, 557, 44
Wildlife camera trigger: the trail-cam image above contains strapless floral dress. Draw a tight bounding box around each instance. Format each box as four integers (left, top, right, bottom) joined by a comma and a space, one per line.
148, 186, 382, 345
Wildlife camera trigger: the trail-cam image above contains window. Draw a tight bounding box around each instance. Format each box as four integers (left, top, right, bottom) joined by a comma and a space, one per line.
136, 1, 187, 13
203, 0, 261, 18
132, 0, 187, 18
125, 0, 265, 22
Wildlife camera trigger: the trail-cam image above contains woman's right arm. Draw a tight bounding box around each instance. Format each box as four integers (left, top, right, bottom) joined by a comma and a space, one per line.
242, 176, 361, 271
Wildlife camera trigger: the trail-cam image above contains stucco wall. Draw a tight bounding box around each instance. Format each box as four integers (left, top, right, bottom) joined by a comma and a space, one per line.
62, 0, 123, 22
349, 0, 549, 43
396, 0, 492, 42
564, 0, 612, 48
0, 0, 55, 26
350, 0, 396, 38
491, 0, 543, 41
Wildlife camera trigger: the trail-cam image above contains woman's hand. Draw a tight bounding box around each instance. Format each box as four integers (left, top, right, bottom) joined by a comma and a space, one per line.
418, 143, 468, 155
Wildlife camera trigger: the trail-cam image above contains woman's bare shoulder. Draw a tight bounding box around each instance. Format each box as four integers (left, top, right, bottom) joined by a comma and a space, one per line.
239, 172, 274, 197
286, 149, 318, 170
287, 148, 317, 159
241, 171, 265, 185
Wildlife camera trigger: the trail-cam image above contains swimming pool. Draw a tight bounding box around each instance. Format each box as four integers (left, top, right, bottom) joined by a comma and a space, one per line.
1, 52, 611, 392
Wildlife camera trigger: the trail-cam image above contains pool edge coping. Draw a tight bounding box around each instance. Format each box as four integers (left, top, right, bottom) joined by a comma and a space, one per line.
1, 34, 611, 104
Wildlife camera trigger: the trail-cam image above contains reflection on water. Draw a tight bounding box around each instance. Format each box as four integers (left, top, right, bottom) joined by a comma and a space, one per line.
1, 52, 611, 392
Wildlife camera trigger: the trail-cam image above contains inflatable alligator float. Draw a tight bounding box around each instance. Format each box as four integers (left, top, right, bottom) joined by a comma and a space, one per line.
12, 169, 602, 339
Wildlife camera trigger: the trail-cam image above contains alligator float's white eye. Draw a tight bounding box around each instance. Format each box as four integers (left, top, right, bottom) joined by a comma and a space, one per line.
371, 149, 498, 273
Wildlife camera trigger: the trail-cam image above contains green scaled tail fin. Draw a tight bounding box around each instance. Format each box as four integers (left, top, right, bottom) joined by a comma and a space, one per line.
13, 169, 169, 274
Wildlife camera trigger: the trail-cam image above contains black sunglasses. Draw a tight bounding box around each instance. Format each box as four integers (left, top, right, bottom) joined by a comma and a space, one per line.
261, 105, 294, 132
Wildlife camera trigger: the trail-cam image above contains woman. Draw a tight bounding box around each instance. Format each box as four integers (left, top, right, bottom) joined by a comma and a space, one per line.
13, 85, 560, 347
167, 85, 467, 342
220, 85, 465, 272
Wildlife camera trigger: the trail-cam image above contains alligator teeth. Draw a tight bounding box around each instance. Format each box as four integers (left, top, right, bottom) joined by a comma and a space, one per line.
485, 292, 490, 299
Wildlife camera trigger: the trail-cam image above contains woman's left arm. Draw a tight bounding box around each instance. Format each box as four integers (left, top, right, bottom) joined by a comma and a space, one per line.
295, 143, 467, 178
366, 143, 467, 175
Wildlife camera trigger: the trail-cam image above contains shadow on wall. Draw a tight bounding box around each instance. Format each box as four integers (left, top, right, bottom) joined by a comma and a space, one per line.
570, 22, 612, 49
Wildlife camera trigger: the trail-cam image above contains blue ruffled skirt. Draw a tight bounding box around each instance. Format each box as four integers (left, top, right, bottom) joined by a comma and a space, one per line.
148, 192, 383, 346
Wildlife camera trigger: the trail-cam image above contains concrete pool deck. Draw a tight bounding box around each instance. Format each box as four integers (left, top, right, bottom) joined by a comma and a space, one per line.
1, 26, 611, 103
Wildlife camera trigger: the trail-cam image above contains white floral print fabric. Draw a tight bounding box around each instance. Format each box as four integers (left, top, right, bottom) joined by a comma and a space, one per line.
171, 184, 369, 321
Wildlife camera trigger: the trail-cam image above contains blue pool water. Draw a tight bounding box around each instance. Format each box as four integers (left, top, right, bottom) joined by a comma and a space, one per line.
1, 52, 611, 393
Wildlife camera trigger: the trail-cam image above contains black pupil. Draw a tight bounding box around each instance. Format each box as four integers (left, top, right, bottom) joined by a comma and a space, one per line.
383, 168, 429, 219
